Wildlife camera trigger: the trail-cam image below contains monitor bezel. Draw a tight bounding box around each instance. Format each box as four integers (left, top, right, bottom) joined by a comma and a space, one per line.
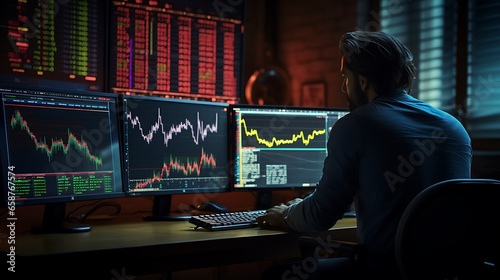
119, 94, 232, 198
0, 85, 126, 208
228, 103, 350, 192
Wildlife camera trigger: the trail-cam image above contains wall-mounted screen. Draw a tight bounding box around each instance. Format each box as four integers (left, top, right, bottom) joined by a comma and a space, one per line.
109, 0, 245, 103
0, 0, 107, 91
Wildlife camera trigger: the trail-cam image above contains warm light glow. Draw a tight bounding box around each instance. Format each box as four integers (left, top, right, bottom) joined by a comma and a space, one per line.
244, 70, 260, 104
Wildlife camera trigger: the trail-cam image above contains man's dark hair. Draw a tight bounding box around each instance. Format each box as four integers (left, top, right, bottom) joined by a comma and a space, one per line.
339, 31, 417, 94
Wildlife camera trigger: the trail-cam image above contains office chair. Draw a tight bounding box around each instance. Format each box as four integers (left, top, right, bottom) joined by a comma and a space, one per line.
299, 178, 500, 280
395, 178, 500, 280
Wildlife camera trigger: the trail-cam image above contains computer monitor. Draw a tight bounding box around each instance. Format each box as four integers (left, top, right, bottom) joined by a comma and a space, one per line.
120, 94, 230, 220
0, 0, 108, 92
229, 104, 349, 208
0, 86, 124, 233
108, 0, 245, 103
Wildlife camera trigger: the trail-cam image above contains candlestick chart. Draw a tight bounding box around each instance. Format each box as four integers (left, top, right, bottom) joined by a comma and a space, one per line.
5, 104, 113, 174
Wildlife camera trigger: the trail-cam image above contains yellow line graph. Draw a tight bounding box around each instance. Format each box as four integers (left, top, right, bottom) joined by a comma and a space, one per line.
239, 119, 326, 148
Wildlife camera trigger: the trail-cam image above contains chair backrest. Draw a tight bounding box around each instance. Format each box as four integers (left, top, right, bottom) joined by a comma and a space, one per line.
395, 178, 500, 280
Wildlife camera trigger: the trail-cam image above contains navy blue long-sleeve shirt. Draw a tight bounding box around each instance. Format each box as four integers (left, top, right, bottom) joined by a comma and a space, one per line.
283, 90, 472, 277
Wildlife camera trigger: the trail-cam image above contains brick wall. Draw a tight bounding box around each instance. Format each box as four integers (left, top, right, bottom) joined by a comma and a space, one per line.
244, 0, 357, 107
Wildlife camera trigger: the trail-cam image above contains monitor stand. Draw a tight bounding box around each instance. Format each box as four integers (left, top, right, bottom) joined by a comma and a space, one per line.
143, 195, 191, 221
31, 202, 92, 234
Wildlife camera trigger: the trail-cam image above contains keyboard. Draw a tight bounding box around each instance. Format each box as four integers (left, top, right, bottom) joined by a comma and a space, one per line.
189, 210, 267, 231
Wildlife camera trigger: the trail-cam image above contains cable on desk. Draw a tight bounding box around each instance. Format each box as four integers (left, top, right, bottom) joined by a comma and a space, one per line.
65, 201, 122, 222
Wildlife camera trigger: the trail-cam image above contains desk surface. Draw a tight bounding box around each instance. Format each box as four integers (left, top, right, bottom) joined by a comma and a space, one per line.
2, 217, 356, 278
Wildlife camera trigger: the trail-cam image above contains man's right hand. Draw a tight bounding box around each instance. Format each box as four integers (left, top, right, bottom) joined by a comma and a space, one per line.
286, 197, 303, 206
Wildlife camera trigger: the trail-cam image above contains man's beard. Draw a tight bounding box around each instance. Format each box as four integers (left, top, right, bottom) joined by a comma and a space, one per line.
346, 81, 369, 112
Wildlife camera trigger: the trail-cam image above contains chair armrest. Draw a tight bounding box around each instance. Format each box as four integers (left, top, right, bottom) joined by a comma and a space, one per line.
299, 235, 362, 260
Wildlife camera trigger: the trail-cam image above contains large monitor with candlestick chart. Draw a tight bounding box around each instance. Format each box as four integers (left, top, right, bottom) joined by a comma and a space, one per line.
108, 0, 245, 103
0, 86, 125, 233
229, 104, 349, 209
120, 94, 230, 220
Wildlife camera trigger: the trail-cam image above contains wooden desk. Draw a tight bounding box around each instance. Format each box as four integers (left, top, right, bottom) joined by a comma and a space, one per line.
1, 217, 356, 279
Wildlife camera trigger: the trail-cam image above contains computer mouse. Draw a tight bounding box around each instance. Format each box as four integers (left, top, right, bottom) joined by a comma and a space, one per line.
196, 201, 228, 213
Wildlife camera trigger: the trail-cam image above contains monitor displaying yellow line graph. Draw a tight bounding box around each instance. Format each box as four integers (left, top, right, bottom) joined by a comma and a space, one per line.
230, 104, 349, 190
